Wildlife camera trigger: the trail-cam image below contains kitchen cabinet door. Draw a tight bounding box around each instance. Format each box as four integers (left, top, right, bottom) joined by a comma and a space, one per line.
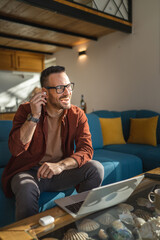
0, 50, 16, 71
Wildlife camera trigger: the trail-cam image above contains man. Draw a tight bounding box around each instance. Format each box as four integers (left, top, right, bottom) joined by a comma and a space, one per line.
2, 66, 104, 221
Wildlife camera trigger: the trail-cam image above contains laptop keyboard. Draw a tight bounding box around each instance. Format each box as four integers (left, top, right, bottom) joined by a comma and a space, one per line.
65, 201, 84, 214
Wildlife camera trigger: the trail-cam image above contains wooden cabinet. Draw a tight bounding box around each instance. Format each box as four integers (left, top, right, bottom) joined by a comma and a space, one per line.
0, 50, 16, 71
15, 52, 44, 72
0, 112, 15, 120
0, 49, 44, 72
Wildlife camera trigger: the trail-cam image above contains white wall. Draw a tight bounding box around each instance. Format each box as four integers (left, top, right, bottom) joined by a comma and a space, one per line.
55, 0, 160, 113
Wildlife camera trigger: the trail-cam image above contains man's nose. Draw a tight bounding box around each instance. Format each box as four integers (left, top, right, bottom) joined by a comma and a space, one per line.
64, 86, 70, 94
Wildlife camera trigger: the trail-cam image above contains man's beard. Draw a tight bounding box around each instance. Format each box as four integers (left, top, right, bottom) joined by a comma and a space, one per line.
59, 95, 71, 109
51, 95, 71, 110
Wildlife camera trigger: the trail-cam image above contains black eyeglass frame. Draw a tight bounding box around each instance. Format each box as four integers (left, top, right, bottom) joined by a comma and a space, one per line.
45, 82, 75, 94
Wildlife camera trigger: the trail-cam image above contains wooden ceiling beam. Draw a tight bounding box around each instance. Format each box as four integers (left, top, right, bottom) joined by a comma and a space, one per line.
0, 14, 97, 41
0, 45, 54, 55
0, 33, 72, 49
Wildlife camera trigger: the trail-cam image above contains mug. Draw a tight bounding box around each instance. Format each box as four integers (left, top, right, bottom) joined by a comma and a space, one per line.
148, 188, 160, 210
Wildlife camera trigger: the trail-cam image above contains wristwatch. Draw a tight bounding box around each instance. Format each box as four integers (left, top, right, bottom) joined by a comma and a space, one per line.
27, 113, 40, 123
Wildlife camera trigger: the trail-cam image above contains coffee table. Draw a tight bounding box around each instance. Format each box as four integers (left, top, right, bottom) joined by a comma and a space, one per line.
1, 168, 160, 240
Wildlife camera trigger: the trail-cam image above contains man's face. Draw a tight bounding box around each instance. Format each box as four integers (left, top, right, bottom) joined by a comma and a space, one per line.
45, 72, 72, 110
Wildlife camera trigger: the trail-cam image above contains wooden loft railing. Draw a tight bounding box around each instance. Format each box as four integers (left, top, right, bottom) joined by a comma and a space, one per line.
20, 0, 132, 33
70, 0, 132, 22
0, 0, 132, 56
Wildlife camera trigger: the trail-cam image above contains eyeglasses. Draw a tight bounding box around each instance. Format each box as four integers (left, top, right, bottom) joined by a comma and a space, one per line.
45, 82, 74, 94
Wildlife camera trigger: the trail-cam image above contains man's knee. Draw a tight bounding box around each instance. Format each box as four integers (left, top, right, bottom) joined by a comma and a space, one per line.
11, 172, 40, 197
76, 160, 104, 193
86, 160, 104, 183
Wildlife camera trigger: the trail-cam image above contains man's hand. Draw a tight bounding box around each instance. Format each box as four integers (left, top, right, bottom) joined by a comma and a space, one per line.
37, 158, 78, 179
30, 91, 48, 118
37, 162, 65, 179
20, 90, 48, 145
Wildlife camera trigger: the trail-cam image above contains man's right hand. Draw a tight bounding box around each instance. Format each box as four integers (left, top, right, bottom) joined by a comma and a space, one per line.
30, 91, 48, 118
20, 91, 47, 145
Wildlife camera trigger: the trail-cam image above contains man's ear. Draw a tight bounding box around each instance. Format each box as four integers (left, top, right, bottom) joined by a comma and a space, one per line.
42, 87, 48, 96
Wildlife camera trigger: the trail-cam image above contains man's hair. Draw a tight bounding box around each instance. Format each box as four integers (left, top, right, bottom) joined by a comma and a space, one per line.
40, 65, 65, 87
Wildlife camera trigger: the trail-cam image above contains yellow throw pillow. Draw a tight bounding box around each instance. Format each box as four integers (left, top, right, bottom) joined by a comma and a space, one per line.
127, 116, 159, 146
99, 117, 126, 145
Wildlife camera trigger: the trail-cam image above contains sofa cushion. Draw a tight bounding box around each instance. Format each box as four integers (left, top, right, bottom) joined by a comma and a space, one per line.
39, 188, 76, 212
0, 120, 12, 141
0, 120, 12, 167
0, 187, 15, 227
104, 143, 144, 155
0, 168, 15, 227
104, 143, 160, 171
137, 145, 160, 171
93, 149, 143, 185
86, 113, 103, 149
99, 117, 126, 145
0, 168, 4, 188
0, 141, 11, 167
93, 110, 121, 118
127, 116, 159, 146
121, 110, 137, 140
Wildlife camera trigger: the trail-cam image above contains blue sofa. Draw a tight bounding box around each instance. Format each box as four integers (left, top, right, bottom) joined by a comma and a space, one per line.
0, 109, 159, 227
91, 109, 160, 172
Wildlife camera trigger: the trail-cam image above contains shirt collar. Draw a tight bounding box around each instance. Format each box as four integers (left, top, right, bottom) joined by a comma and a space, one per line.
42, 105, 68, 120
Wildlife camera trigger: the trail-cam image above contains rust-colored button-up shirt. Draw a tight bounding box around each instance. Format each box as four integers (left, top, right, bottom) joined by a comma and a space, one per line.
2, 103, 93, 198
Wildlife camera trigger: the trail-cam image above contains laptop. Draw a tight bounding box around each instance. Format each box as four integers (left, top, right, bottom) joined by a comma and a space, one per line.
55, 175, 144, 218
